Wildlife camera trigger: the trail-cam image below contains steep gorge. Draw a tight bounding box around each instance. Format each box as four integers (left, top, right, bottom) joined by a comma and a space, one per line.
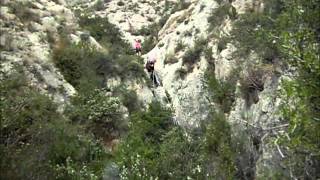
1, 0, 319, 179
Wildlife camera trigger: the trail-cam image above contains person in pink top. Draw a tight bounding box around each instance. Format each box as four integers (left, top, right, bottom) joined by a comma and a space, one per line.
134, 39, 142, 56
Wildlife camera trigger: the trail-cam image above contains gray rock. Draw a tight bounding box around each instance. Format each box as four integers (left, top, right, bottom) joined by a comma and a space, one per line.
103, 162, 120, 180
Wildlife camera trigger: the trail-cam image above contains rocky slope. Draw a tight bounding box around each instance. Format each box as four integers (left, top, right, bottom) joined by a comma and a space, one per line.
0, 0, 309, 178
1, 0, 72, 109
83, 0, 289, 177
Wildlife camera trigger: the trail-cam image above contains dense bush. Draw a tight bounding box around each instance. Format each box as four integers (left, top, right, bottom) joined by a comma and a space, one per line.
204, 111, 236, 179
53, 40, 102, 88
182, 38, 208, 71
174, 40, 186, 53
53, 39, 145, 93
229, 2, 281, 62
0, 69, 109, 179
275, 0, 320, 178
142, 35, 158, 53
78, 15, 133, 56
227, 0, 320, 178
207, 2, 237, 32
164, 53, 179, 64
116, 101, 238, 179
205, 70, 237, 113
116, 102, 175, 179
117, 1, 125, 6
175, 67, 188, 79
113, 85, 143, 113
217, 36, 229, 53
10, 1, 40, 23
66, 88, 127, 139
93, 0, 104, 11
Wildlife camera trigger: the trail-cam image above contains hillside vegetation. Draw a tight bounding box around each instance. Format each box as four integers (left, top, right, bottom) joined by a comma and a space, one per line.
1, 0, 319, 179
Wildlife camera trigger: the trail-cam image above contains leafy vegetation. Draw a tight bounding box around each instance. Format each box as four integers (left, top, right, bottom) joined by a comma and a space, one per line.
229, 1, 283, 62
175, 67, 188, 79
0, 68, 110, 179
66, 88, 127, 139
274, 0, 320, 178
207, 2, 237, 32
175, 40, 187, 53
239, 64, 272, 107
205, 70, 237, 113
226, 0, 320, 178
111, 85, 143, 113
117, 1, 125, 6
93, 0, 104, 11
117, 102, 237, 179
53, 16, 146, 93
9, 1, 41, 23
78, 15, 133, 56
164, 53, 179, 64
182, 38, 208, 71
2, 0, 319, 179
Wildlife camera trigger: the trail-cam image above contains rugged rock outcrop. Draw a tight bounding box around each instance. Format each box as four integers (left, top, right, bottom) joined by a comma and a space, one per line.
90, 0, 288, 177
1, 0, 296, 178
0, 0, 104, 109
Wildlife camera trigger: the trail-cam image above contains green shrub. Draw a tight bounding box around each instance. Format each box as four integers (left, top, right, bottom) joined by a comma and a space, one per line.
229, 6, 280, 62
115, 100, 246, 179
204, 46, 215, 66
67, 88, 128, 139
142, 36, 157, 53
204, 111, 235, 178
0, 68, 109, 180
205, 71, 237, 113
175, 67, 188, 79
117, 102, 208, 179
53, 40, 104, 89
10, 1, 40, 23
93, 0, 104, 11
53, 38, 145, 92
182, 38, 208, 71
275, 0, 320, 177
174, 40, 186, 53
116, 102, 173, 178
207, 3, 236, 31
117, 1, 125, 6
78, 15, 132, 55
217, 36, 229, 52
164, 53, 179, 64
113, 85, 143, 113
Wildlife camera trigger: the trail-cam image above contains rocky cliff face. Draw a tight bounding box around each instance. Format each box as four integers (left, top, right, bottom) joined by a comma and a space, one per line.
0, 0, 292, 178
83, 0, 288, 177
0, 0, 109, 109
1, 0, 76, 109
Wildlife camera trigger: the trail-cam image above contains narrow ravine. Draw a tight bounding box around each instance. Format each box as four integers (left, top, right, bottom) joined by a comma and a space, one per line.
1, 0, 319, 179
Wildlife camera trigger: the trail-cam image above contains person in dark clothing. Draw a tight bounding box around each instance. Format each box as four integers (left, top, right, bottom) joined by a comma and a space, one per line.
145, 56, 160, 87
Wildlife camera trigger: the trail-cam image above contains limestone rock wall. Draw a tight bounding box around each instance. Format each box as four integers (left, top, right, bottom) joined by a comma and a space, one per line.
1, 0, 75, 109
1, 0, 289, 177
0, 0, 103, 109
93, 0, 287, 176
